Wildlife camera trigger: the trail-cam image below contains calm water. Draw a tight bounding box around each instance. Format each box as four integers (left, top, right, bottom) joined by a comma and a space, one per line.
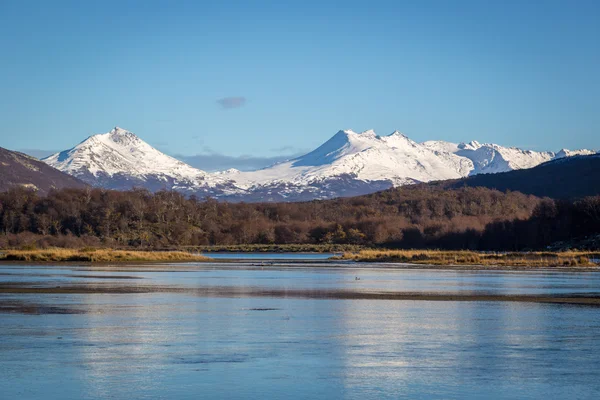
200, 252, 337, 260
1, 262, 600, 399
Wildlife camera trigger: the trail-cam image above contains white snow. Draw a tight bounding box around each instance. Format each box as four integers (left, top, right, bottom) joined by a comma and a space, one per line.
422, 139, 584, 175
554, 148, 596, 159
43, 127, 227, 189
44, 126, 596, 200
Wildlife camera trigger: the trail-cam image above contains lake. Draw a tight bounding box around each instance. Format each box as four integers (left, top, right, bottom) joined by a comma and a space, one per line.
1, 262, 600, 399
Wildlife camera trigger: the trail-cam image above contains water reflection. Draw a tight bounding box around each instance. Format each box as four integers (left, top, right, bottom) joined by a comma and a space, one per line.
2, 264, 600, 399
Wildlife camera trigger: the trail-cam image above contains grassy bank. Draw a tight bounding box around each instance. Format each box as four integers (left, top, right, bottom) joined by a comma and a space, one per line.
2, 247, 599, 268
0, 248, 211, 263
340, 249, 600, 267
186, 244, 362, 253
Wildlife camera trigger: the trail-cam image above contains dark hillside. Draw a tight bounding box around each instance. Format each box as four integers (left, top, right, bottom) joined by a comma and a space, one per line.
436, 154, 600, 199
0, 147, 87, 194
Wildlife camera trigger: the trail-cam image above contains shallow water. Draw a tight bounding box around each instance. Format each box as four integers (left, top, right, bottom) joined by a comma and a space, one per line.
200, 252, 336, 260
1, 263, 600, 399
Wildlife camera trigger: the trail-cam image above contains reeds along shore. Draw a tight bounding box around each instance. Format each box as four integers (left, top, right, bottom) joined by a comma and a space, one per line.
0, 247, 598, 267
340, 250, 600, 267
0, 248, 211, 263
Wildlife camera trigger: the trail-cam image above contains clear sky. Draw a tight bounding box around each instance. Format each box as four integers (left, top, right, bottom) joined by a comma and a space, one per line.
0, 0, 598, 170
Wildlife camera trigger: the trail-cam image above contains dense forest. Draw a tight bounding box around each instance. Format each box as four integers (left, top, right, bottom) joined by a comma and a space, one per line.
0, 186, 598, 251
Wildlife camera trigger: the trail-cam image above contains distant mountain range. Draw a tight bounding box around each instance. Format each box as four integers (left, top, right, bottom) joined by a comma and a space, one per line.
41, 127, 596, 201
0, 147, 86, 194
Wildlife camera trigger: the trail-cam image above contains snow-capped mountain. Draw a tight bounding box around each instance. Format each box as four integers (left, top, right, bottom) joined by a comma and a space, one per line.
225, 130, 472, 188
422, 140, 595, 175
43, 127, 596, 202
220, 129, 594, 200
43, 127, 239, 196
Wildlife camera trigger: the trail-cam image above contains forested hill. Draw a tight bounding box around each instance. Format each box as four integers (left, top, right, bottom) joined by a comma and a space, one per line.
1, 185, 598, 251
436, 154, 600, 199
0, 147, 87, 195
1, 152, 599, 251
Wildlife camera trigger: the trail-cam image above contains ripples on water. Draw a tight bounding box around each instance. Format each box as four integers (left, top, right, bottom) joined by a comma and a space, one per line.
1, 262, 600, 399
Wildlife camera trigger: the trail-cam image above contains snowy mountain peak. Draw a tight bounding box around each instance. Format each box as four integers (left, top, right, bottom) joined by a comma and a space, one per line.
224, 128, 595, 197
42, 127, 238, 192
109, 126, 135, 137
359, 129, 377, 137
458, 140, 482, 150
104, 126, 143, 146
111, 126, 130, 135
387, 130, 408, 138
291, 129, 366, 167
44, 126, 596, 202
382, 130, 418, 147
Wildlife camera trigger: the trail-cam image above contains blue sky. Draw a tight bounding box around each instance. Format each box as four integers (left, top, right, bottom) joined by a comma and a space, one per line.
0, 0, 598, 170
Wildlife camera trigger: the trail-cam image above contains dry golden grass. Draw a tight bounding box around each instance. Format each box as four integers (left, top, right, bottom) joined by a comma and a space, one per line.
0, 248, 211, 263
340, 249, 600, 267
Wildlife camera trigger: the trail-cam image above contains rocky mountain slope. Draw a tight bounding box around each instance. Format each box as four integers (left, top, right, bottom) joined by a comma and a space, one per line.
0, 147, 87, 194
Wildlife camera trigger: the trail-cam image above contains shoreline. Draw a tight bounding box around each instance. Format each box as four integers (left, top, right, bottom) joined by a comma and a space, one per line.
1, 259, 599, 273
0, 248, 598, 270
0, 248, 211, 263
340, 249, 600, 268
1, 283, 600, 306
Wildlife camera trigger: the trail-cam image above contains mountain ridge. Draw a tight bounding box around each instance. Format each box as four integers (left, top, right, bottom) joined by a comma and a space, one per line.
43, 127, 240, 195
0, 147, 87, 194
42, 127, 596, 201
436, 153, 600, 199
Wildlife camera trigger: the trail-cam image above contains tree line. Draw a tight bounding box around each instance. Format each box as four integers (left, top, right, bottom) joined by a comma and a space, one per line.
0, 186, 597, 250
